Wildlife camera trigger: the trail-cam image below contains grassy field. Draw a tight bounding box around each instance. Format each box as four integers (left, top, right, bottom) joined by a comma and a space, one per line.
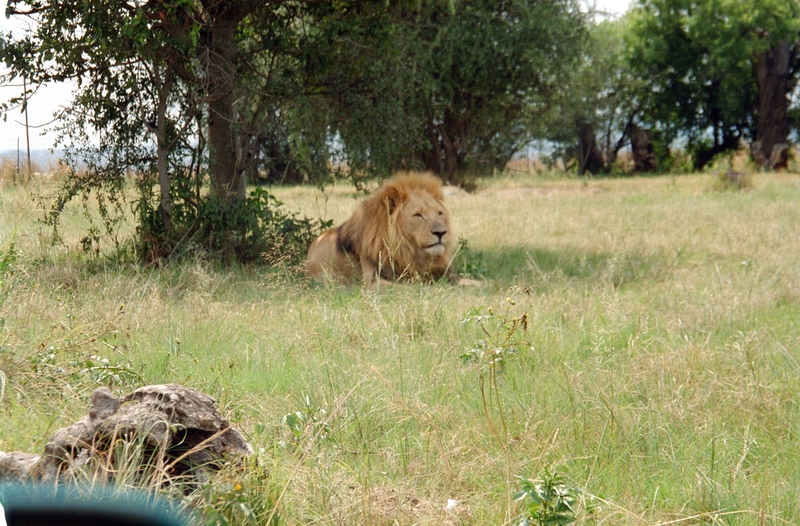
1, 171, 799, 525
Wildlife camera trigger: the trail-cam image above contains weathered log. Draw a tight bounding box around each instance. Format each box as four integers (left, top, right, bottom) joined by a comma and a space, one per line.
1, 384, 252, 485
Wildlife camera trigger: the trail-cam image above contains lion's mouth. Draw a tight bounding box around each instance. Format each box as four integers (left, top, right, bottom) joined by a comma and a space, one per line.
425, 242, 445, 256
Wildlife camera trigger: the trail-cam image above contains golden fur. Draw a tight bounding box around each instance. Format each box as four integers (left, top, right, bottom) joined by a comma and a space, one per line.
305, 172, 457, 286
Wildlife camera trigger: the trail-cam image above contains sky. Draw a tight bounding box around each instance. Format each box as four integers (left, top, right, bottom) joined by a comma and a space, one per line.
598, 0, 634, 17
0, 0, 634, 153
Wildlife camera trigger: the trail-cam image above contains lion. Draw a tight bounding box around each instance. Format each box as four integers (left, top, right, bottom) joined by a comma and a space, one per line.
305, 172, 458, 287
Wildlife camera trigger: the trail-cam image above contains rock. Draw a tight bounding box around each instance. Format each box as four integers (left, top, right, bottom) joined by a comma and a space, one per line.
0, 452, 40, 480
34, 387, 120, 481
1, 384, 252, 486
101, 384, 253, 467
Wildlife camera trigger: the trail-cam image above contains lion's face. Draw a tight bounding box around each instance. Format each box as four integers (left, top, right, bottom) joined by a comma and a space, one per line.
305, 172, 456, 286
394, 189, 452, 260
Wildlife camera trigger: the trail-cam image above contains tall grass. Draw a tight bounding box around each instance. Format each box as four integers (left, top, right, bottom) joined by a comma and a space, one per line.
1, 172, 799, 524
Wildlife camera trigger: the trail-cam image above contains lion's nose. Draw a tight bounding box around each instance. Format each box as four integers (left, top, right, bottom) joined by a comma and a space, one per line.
432, 224, 447, 243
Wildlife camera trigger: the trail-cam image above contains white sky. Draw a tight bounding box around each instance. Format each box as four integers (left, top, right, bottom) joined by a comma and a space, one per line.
0, 0, 67, 151
0, 0, 634, 152
597, 0, 634, 17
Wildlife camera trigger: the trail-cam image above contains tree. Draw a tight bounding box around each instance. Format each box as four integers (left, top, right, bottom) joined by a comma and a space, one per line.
747, 0, 800, 169
0, 0, 344, 261
311, 0, 587, 184
0, 0, 589, 260
412, 0, 586, 182
539, 17, 644, 174
627, 0, 800, 170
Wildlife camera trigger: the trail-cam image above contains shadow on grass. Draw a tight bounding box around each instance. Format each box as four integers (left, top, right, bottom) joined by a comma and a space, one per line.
454, 244, 673, 290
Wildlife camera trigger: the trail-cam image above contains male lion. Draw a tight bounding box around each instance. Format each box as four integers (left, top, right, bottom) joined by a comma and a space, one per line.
305, 172, 457, 287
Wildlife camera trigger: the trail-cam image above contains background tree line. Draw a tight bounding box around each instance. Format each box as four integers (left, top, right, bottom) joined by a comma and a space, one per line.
1, 0, 799, 262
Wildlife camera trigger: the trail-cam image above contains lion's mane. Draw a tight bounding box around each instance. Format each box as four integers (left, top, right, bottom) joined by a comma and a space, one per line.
305, 172, 456, 286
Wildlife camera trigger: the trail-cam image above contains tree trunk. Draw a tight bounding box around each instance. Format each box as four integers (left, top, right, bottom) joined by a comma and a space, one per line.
423, 122, 458, 183
424, 122, 445, 178
630, 128, 656, 172
692, 136, 737, 171
204, 8, 248, 203
440, 130, 457, 184
577, 123, 605, 175
754, 39, 791, 170
155, 66, 173, 232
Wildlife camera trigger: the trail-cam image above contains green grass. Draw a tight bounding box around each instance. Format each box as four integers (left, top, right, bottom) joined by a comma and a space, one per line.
1, 172, 800, 524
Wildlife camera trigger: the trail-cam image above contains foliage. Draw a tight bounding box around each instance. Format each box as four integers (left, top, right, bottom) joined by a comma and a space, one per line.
539, 17, 643, 174
461, 299, 531, 472
452, 238, 488, 280
33, 346, 141, 389
0, 0, 337, 262
626, 0, 800, 169
460, 301, 529, 368
513, 471, 591, 526
136, 184, 331, 263
305, 0, 587, 184
10, 305, 142, 395
2, 0, 590, 259
194, 472, 281, 526
413, 0, 586, 181
279, 393, 330, 448
39, 155, 130, 256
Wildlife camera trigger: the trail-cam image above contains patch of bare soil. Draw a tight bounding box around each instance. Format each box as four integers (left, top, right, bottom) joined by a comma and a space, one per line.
478, 184, 603, 198
364, 487, 471, 525
441, 185, 471, 197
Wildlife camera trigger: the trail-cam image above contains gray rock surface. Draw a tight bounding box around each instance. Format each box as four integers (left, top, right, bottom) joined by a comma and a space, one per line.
1, 384, 251, 484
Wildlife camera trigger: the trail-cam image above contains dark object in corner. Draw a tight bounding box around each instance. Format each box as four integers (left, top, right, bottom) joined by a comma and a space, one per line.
0, 484, 189, 526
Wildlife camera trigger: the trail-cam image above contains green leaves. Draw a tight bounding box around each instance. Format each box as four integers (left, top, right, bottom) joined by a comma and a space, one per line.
460, 302, 529, 368
312, 0, 586, 182
279, 394, 330, 447
625, 0, 800, 169
514, 471, 589, 526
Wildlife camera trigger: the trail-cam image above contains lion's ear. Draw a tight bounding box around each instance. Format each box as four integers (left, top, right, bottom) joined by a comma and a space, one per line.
382, 186, 407, 214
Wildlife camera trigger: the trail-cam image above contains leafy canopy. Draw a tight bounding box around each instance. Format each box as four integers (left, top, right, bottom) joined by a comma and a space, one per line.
626, 0, 800, 169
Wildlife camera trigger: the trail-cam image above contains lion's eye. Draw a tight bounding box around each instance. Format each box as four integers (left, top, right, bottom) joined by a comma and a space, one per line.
413, 213, 423, 219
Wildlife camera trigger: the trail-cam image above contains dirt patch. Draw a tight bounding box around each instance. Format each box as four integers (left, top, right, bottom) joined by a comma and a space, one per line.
441, 185, 471, 197
478, 184, 603, 198
365, 487, 471, 525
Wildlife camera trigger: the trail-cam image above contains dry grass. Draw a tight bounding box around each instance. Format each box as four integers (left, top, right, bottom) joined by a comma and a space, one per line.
1, 171, 800, 525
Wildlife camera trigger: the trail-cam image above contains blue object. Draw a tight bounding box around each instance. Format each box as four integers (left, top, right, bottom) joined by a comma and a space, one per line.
0, 484, 191, 526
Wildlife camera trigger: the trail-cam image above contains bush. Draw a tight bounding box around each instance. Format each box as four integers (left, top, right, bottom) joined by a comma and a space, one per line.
136, 187, 330, 264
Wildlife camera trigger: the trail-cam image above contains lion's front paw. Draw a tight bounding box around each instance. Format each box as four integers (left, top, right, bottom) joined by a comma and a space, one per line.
457, 277, 482, 287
